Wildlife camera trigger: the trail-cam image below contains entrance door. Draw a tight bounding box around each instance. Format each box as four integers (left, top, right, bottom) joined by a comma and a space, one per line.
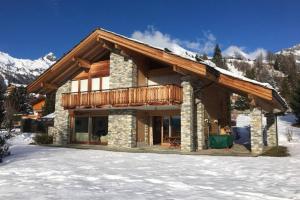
153, 116, 162, 145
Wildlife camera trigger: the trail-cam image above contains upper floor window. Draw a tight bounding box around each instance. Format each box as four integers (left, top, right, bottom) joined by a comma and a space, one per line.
71, 76, 109, 92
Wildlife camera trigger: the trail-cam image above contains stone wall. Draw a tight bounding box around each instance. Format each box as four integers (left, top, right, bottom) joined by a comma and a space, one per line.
49, 81, 71, 145
180, 77, 195, 152
109, 52, 137, 89
107, 110, 137, 148
250, 108, 264, 154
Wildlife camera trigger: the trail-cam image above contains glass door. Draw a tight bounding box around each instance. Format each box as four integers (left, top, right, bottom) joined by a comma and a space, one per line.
74, 117, 89, 143
91, 116, 108, 144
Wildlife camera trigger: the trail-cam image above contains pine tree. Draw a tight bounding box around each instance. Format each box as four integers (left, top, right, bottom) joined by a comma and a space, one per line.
290, 79, 300, 124
0, 78, 5, 127
42, 93, 56, 116
234, 96, 250, 110
212, 44, 227, 70
245, 68, 256, 79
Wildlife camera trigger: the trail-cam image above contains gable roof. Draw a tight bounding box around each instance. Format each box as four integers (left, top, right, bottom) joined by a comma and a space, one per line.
27, 28, 288, 112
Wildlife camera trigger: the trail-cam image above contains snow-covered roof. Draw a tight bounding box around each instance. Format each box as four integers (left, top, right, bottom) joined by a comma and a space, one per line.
41, 112, 55, 119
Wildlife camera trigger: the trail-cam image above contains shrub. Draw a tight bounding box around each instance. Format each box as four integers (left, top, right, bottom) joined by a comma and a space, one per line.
33, 134, 53, 144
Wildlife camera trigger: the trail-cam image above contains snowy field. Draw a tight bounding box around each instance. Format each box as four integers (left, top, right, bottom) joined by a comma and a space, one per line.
0, 114, 300, 200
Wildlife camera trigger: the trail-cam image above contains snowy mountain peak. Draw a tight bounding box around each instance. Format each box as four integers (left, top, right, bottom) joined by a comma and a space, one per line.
0, 51, 56, 86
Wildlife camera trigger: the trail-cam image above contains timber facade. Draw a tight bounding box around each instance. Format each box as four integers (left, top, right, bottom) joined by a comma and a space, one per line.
27, 28, 287, 154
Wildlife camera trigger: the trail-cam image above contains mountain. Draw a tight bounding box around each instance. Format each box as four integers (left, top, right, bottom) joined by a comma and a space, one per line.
277, 44, 300, 63
0, 51, 56, 86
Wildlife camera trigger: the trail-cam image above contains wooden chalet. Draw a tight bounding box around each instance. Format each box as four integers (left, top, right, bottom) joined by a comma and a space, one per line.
27, 28, 287, 154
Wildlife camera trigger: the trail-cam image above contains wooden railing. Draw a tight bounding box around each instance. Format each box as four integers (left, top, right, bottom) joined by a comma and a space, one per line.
61, 84, 183, 109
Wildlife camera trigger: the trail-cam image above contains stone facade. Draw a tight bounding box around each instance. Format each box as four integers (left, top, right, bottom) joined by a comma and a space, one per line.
180, 77, 195, 152
107, 110, 137, 148
109, 52, 137, 89
250, 108, 264, 154
49, 81, 71, 145
107, 52, 138, 148
266, 114, 277, 147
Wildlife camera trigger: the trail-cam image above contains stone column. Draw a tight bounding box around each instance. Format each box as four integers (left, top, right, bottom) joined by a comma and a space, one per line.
250, 107, 264, 154
108, 110, 137, 148
196, 97, 205, 150
180, 76, 195, 152
107, 52, 138, 148
51, 81, 71, 145
266, 113, 277, 147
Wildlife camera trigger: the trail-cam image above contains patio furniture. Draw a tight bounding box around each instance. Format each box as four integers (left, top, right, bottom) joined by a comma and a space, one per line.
209, 134, 233, 149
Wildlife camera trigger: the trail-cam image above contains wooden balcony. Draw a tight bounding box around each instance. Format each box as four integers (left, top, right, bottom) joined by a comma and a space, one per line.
61, 84, 183, 109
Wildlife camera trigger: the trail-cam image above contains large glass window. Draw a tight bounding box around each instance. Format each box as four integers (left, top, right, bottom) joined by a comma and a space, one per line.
102, 76, 109, 90
75, 117, 89, 142
171, 116, 181, 137
80, 79, 88, 92
91, 116, 108, 144
162, 116, 170, 143
71, 80, 79, 93
91, 78, 100, 91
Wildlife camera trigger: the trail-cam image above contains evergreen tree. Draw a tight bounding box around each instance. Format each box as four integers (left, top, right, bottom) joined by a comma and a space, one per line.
0, 78, 5, 127
212, 44, 227, 70
245, 68, 256, 79
234, 96, 250, 111
280, 77, 292, 103
42, 93, 56, 116
290, 79, 300, 124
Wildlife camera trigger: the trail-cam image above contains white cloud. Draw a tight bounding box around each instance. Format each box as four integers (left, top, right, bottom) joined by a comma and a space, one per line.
223, 45, 267, 60
131, 26, 267, 61
131, 26, 216, 55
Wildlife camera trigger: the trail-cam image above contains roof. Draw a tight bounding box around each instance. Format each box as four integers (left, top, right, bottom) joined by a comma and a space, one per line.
27, 28, 288, 112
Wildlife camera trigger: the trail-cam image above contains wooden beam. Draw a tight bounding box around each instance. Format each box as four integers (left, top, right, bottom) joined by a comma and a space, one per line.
73, 57, 91, 69
40, 82, 58, 90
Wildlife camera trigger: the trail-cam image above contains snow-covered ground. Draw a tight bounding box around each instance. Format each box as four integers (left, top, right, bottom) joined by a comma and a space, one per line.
0, 114, 300, 200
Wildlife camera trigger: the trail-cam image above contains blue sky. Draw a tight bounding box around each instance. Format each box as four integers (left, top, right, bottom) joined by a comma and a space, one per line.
0, 0, 299, 59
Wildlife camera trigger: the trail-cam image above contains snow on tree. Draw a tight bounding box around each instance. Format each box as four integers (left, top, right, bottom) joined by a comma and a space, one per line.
212, 44, 228, 70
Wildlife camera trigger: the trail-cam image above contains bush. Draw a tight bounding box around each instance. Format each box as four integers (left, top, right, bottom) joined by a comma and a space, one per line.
33, 134, 53, 144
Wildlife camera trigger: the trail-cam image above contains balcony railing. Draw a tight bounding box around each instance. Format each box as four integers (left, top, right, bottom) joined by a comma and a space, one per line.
61, 84, 183, 109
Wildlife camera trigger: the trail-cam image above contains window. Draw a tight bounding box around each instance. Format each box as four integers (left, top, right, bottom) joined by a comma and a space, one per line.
102, 76, 110, 90
71, 80, 79, 92
91, 116, 108, 144
80, 79, 88, 92
171, 116, 181, 137
75, 117, 89, 142
91, 78, 100, 91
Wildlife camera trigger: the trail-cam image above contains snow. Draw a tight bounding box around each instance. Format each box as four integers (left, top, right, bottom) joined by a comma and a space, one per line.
41, 112, 55, 119
1, 114, 300, 199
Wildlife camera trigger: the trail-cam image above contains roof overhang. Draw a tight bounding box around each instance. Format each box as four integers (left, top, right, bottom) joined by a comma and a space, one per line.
27, 28, 288, 113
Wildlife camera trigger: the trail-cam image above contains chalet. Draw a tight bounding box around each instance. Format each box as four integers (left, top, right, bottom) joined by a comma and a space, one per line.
27, 28, 287, 154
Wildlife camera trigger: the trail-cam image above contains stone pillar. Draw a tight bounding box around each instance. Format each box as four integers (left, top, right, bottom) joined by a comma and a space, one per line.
107, 52, 138, 148
196, 97, 205, 150
266, 113, 277, 147
108, 110, 137, 148
250, 108, 264, 154
51, 81, 71, 145
181, 77, 195, 152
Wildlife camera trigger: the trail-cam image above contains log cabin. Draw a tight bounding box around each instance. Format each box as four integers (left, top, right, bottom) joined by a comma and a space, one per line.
27, 28, 287, 154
